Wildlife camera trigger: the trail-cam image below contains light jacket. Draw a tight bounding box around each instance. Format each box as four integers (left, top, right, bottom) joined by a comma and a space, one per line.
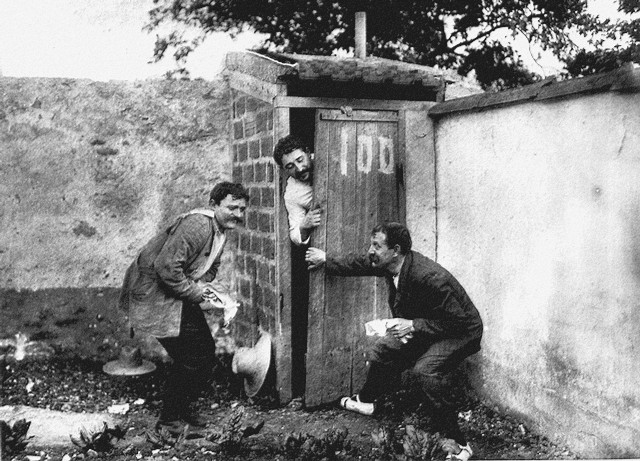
118, 209, 224, 338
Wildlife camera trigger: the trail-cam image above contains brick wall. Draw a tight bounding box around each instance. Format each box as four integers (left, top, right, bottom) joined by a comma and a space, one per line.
230, 90, 277, 346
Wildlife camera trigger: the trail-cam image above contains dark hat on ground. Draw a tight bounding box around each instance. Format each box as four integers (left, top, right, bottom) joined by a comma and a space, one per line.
232, 331, 272, 397
103, 345, 156, 376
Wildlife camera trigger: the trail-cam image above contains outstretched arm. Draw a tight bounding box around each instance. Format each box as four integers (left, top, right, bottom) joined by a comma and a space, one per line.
305, 249, 386, 277
305, 247, 326, 269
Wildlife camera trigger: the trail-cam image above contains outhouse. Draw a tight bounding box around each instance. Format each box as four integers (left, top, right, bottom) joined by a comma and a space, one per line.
224, 50, 444, 405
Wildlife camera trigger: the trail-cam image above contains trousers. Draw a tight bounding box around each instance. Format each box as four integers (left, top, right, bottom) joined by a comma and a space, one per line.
157, 301, 216, 419
359, 334, 481, 444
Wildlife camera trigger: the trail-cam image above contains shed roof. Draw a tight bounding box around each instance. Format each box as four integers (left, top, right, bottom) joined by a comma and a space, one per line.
225, 51, 445, 99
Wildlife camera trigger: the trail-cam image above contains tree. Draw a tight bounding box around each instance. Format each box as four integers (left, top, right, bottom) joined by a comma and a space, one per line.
565, 0, 640, 77
144, 0, 631, 90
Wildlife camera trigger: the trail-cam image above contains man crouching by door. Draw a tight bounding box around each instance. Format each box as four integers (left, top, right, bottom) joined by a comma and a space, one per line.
305, 222, 483, 461
118, 182, 249, 435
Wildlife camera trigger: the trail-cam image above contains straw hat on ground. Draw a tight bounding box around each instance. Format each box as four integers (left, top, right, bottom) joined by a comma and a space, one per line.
103, 345, 156, 376
231, 332, 272, 397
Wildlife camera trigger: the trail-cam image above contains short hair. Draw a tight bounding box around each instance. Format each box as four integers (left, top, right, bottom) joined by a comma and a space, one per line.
209, 182, 249, 205
273, 135, 309, 167
371, 222, 412, 255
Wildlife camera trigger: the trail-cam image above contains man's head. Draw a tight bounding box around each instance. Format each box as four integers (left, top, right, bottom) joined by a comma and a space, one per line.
367, 222, 412, 272
273, 135, 313, 183
209, 182, 249, 230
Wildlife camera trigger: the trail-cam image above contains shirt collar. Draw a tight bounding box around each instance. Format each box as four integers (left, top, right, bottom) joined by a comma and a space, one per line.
212, 214, 224, 235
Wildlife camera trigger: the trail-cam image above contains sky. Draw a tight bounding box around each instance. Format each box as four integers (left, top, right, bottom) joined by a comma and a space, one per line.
0, 0, 264, 80
0, 0, 629, 81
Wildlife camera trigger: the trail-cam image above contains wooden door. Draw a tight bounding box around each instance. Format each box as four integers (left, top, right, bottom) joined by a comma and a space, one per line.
305, 108, 405, 407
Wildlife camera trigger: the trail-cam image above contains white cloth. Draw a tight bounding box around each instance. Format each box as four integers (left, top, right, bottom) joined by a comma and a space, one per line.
199, 283, 239, 326
184, 209, 226, 281
283, 176, 314, 245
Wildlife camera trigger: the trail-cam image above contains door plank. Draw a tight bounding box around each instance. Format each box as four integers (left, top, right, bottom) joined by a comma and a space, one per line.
305, 110, 329, 404
305, 109, 402, 407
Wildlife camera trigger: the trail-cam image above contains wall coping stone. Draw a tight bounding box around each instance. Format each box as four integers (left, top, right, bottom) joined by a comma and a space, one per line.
429, 63, 640, 118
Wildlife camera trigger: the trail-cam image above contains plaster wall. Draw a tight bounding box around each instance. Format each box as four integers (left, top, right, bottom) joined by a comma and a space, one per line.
0, 77, 232, 357
427, 91, 640, 457
404, 105, 437, 256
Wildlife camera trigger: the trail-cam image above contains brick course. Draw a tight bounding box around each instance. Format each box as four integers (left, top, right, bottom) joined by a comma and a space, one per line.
230, 90, 277, 346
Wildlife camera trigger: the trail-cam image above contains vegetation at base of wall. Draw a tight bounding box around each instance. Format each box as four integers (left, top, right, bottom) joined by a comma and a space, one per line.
69, 422, 128, 453
1, 354, 580, 460
372, 425, 444, 461
146, 426, 188, 450
281, 427, 354, 460
206, 405, 265, 455
0, 419, 33, 456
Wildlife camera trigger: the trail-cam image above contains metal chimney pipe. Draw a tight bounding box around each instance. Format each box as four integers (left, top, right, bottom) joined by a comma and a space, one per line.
355, 11, 366, 59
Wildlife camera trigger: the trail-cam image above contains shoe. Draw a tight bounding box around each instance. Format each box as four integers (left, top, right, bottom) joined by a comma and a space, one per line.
180, 410, 208, 428
155, 419, 187, 436
339, 394, 375, 416
444, 442, 473, 461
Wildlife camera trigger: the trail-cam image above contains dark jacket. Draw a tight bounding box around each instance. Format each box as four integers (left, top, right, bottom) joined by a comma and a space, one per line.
325, 250, 483, 341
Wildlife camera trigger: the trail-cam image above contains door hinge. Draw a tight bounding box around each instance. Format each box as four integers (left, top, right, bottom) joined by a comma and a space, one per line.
340, 105, 353, 117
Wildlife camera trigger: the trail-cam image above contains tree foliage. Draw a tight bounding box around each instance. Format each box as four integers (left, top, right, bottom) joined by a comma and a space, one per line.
145, 0, 636, 89
565, 0, 640, 77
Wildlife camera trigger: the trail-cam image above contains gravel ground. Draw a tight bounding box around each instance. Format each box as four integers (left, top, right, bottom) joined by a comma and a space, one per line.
0, 351, 579, 460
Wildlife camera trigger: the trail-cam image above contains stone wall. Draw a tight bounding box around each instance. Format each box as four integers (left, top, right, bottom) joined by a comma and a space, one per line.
0, 76, 231, 358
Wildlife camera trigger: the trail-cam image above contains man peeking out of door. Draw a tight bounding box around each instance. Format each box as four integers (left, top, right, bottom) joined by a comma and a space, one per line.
273, 135, 321, 245
305, 222, 483, 461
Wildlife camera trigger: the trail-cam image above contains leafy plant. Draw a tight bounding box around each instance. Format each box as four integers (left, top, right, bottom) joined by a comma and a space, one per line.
206, 405, 264, 455
146, 425, 187, 449
1, 419, 33, 456
371, 425, 400, 460
282, 427, 352, 460
70, 422, 127, 453
400, 425, 443, 461
371, 425, 443, 461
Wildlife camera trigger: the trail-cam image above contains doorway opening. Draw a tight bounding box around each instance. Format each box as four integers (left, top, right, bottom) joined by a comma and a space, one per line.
288, 108, 316, 399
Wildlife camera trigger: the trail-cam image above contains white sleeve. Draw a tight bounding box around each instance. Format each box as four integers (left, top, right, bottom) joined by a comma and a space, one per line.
284, 196, 310, 246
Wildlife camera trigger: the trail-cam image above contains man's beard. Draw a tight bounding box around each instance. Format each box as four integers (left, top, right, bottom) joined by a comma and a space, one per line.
296, 169, 312, 182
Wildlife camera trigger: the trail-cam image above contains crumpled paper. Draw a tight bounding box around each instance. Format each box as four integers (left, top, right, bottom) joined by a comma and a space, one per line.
198, 282, 239, 327
365, 318, 412, 343
365, 319, 392, 337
